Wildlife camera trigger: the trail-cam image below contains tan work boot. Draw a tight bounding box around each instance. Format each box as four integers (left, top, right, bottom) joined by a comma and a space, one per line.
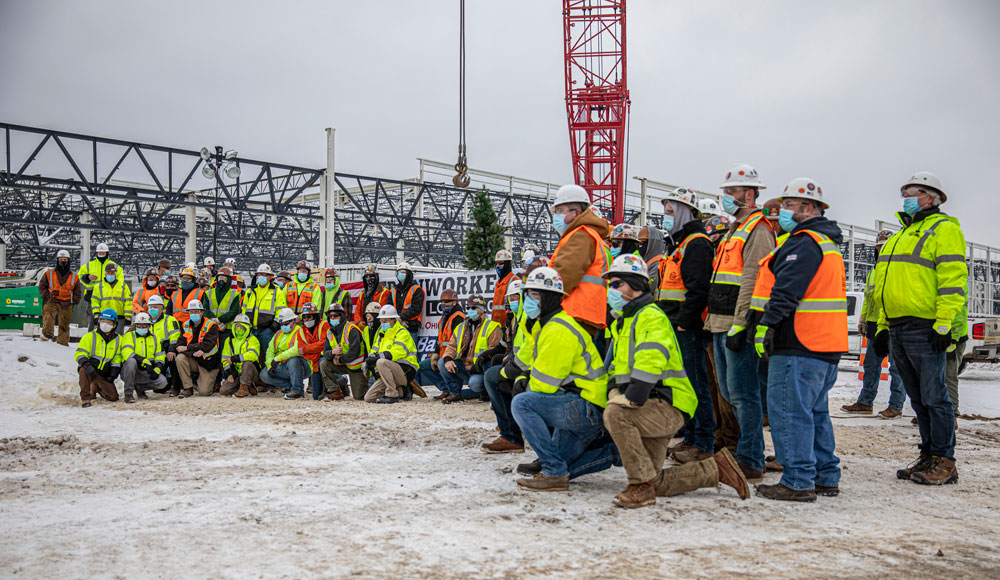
738, 463, 765, 484
672, 447, 713, 464
517, 473, 569, 492
613, 481, 656, 508
911, 456, 958, 485
878, 407, 902, 419
896, 454, 932, 480
234, 384, 249, 398
714, 448, 750, 500
481, 437, 525, 454
841, 402, 873, 415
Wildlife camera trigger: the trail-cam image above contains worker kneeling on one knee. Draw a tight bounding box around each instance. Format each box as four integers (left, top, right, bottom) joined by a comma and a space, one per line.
510, 267, 619, 493
321, 302, 366, 401
220, 313, 262, 398
171, 299, 222, 398
261, 307, 309, 400
363, 305, 418, 404
75, 309, 125, 407
120, 312, 167, 403
601, 255, 750, 508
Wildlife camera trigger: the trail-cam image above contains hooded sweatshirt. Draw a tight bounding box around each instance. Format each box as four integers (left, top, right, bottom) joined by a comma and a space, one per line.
392, 270, 425, 333
550, 208, 611, 334
641, 225, 666, 290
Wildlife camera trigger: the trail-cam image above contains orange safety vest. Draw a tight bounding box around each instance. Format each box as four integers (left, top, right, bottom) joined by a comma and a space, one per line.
492, 272, 513, 325
286, 280, 320, 314
182, 318, 220, 357
645, 254, 664, 277
132, 286, 161, 313
658, 233, 711, 302
45, 269, 78, 302
551, 225, 612, 329
394, 284, 423, 323
750, 234, 791, 313
437, 310, 466, 357
756, 229, 848, 353
708, 210, 773, 315
352, 287, 391, 324
171, 288, 206, 325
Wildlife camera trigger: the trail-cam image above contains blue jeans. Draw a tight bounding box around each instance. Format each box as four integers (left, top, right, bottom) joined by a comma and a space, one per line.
260, 357, 309, 395
441, 360, 486, 398
857, 322, 906, 409
890, 319, 955, 460
511, 390, 619, 479
767, 355, 841, 490
484, 365, 522, 446
678, 330, 714, 452
309, 370, 324, 400
252, 327, 275, 357
757, 354, 769, 418
417, 357, 447, 392
713, 332, 765, 471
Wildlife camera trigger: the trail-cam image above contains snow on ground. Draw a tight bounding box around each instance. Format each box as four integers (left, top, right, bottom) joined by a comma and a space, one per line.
1, 333, 999, 579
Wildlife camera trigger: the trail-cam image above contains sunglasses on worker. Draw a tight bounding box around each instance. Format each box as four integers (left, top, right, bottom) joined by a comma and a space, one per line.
608, 280, 627, 289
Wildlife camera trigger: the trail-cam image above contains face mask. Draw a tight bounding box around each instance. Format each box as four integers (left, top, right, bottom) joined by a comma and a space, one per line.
903, 197, 922, 216
99, 321, 114, 333
607, 287, 627, 312
467, 308, 481, 321
523, 296, 541, 319
276, 280, 287, 289
105, 275, 116, 283
217, 277, 229, 287
146, 279, 158, 289
257, 276, 268, 287
304, 318, 316, 328
297, 273, 309, 283
662, 216, 675, 232
778, 209, 798, 233
552, 213, 568, 235
234, 326, 248, 339
97, 255, 107, 262
189, 313, 202, 324
136, 328, 149, 337
496, 266, 504, 278
380, 322, 392, 332
329, 317, 341, 328
609, 247, 622, 258
57, 260, 69, 269
722, 194, 739, 215
279, 323, 292, 333
508, 299, 519, 313
325, 281, 336, 290
396, 272, 407, 283
148, 308, 160, 319
180, 281, 194, 290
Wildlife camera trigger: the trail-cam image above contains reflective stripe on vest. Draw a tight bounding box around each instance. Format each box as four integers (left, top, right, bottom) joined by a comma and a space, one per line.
749, 233, 790, 312
551, 225, 611, 328
287, 281, 319, 313
183, 319, 220, 357
247, 287, 279, 326
47, 269, 78, 301
437, 311, 466, 357
619, 304, 689, 385
328, 323, 365, 369
171, 288, 204, 323
658, 233, 711, 302
711, 211, 769, 287
530, 317, 604, 386
397, 285, 422, 322
209, 287, 240, 316
76, 331, 121, 369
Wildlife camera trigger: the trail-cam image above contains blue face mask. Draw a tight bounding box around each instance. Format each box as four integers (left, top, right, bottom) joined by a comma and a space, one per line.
136, 328, 149, 337
105, 275, 116, 283
180, 281, 194, 290
396, 272, 407, 283
508, 299, 520, 313
903, 197, 922, 216
467, 308, 481, 321
189, 313, 202, 324
722, 194, 739, 215
329, 317, 341, 327
496, 266, 504, 278
609, 247, 622, 258
276, 280, 287, 289
778, 209, 798, 233
380, 322, 392, 332
325, 281, 336, 290
148, 308, 160, 319
552, 213, 568, 235
280, 324, 292, 334
607, 287, 627, 311
256, 276, 268, 287
297, 273, 309, 283
523, 296, 541, 319
661, 216, 675, 232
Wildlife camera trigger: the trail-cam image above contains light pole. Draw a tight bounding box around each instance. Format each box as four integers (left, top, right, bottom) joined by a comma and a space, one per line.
200, 146, 241, 264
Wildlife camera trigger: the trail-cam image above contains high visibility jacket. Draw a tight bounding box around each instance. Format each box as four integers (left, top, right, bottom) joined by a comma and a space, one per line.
43, 268, 79, 302
92, 279, 133, 318
121, 330, 166, 368
222, 333, 261, 374
376, 323, 418, 369
132, 286, 161, 314
503, 312, 541, 379
207, 286, 242, 321
709, 210, 773, 315
529, 310, 608, 407
492, 272, 514, 325
286, 279, 321, 314
243, 284, 287, 328
352, 287, 391, 324
79, 258, 123, 291
437, 310, 466, 357
75, 330, 123, 371
453, 319, 502, 363
393, 284, 423, 324
551, 226, 612, 329
266, 325, 307, 366
331, 322, 366, 370
659, 232, 712, 302
361, 324, 382, 355
316, 285, 352, 319
875, 212, 968, 331
608, 302, 696, 417
300, 319, 330, 372
759, 230, 849, 353
750, 232, 791, 313
151, 314, 181, 351
860, 268, 880, 324
952, 278, 969, 341
169, 287, 206, 325
182, 318, 220, 358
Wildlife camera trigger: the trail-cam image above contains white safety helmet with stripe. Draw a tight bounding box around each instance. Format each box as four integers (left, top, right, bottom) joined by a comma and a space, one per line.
233, 313, 251, 326
522, 266, 567, 295
147, 294, 164, 306
57, 249, 71, 258
778, 177, 829, 209
255, 263, 274, 276
552, 184, 590, 209
396, 262, 412, 272
277, 307, 297, 323
378, 304, 400, 319
698, 197, 724, 217
505, 277, 523, 297
720, 163, 766, 190
663, 187, 699, 210
132, 312, 151, 325
187, 299, 205, 311
901, 171, 946, 202
603, 254, 650, 280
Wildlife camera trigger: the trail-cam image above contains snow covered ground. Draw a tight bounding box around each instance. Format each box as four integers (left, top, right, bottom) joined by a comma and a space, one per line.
1, 333, 999, 579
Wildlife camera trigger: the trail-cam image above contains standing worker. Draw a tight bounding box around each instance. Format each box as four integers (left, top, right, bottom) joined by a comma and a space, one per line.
38, 249, 82, 345
752, 178, 846, 502
353, 265, 392, 324
167, 267, 207, 326
317, 268, 353, 320
492, 250, 515, 325
243, 264, 287, 354
873, 172, 967, 485
79, 243, 123, 330
704, 164, 775, 482
638, 225, 666, 291
91, 261, 133, 334
132, 269, 162, 314
391, 262, 425, 339
286, 260, 321, 315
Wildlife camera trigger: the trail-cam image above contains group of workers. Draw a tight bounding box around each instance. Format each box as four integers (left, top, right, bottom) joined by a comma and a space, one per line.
49, 162, 968, 506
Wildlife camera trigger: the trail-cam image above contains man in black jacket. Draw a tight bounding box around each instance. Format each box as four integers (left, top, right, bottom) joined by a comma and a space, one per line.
392, 262, 425, 337
320, 303, 367, 400
171, 300, 222, 398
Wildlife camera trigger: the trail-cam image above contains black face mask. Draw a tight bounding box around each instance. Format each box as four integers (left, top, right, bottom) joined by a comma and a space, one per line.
56, 260, 70, 271
97, 255, 107, 263
539, 291, 564, 319
363, 275, 378, 294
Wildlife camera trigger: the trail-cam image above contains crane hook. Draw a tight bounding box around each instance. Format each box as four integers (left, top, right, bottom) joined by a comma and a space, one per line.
453, 146, 470, 188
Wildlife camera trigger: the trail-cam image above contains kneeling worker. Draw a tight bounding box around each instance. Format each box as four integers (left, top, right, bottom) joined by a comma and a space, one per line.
172, 299, 221, 398
75, 308, 124, 407
601, 255, 750, 508
261, 307, 310, 400
321, 303, 366, 400
221, 313, 262, 397
363, 305, 418, 404
120, 312, 167, 403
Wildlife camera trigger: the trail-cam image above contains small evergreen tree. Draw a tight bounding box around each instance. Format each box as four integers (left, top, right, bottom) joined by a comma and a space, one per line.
463, 187, 505, 270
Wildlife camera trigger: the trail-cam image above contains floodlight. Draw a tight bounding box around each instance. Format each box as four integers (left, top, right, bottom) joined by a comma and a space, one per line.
225, 164, 241, 179
200, 147, 213, 162
202, 165, 216, 179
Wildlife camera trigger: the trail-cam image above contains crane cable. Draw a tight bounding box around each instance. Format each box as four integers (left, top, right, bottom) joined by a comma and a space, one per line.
453, 0, 470, 188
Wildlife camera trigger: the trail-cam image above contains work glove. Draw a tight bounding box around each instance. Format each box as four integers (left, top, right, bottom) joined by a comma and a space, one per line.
929, 325, 951, 353
512, 376, 529, 395
380, 351, 393, 361
269, 359, 279, 372
107, 365, 121, 381
231, 354, 242, 364
857, 320, 867, 335
365, 354, 379, 368
152, 363, 163, 376
754, 325, 774, 362
873, 329, 890, 359
430, 353, 439, 372
81, 361, 98, 376
725, 324, 746, 352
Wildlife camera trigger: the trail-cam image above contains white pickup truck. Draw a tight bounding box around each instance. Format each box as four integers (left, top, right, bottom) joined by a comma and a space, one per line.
961, 316, 1000, 374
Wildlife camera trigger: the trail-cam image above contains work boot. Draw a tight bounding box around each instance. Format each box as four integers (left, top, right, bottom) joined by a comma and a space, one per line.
168, 388, 180, 397
478, 392, 490, 403
434, 392, 450, 400
667, 443, 694, 456
763, 415, 769, 428
234, 385, 250, 398
376, 396, 400, 404
841, 402, 873, 415
896, 454, 932, 480
672, 448, 713, 464
517, 458, 542, 475
714, 448, 750, 500
443, 394, 464, 404
248, 384, 259, 396
409, 380, 426, 398
517, 473, 569, 492
756, 483, 817, 502
816, 485, 840, 497
284, 392, 303, 400
765, 455, 783, 471
328, 390, 345, 401
911, 416, 918, 426
124, 394, 136, 404
910, 456, 958, 485
878, 407, 902, 419
179, 388, 194, 399
136, 389, 149, 400
738, 463, 765, 484
613, 481, 656, 508
81, 401, 92, 408
40, 334, 51, 342
401, 386, 413, 401
480, 437, 525, 454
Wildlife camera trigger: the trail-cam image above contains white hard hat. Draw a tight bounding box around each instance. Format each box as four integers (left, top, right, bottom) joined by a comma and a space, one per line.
255, 263, 273, 275
56, 249, 71, 259
778, 177, 829, 210
147, 294, 165, 306
901, 171, 946, 202
203, 257, 215, 266
233, 313, 251, 326
378, 304, 400, 319
552, 184, 590, 209
187, 299, 205, 311
522, 266, 567, 295
96, 243, 110, 253
495, 250, 512, 262
609, 223, 640, 241
663, 188, 699, 210
132, 312, 152, 325
396, 262, 412, 272
506, 278, 523, 297
224, 257, 237, 265
698, 198, 724, 217
603, 254, 650, 280
277, 307, 297, 323
720, 163, 766, 190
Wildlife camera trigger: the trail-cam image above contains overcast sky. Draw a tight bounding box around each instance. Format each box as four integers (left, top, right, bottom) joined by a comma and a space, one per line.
2, 0, 998, 245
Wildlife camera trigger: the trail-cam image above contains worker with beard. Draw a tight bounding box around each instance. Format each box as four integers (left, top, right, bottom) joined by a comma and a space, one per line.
353, 265, 392, 325
421, 289, 466, 399
492, 250, 515, 325
391, 262, 425, 338
38, 249, 82, 345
